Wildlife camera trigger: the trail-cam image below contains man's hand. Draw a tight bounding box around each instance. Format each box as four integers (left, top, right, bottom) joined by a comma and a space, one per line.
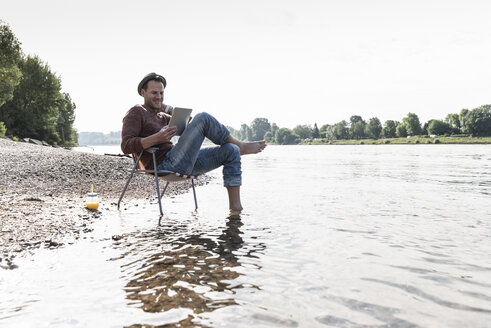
158, 125, 177, 142
140, 125, 177, 150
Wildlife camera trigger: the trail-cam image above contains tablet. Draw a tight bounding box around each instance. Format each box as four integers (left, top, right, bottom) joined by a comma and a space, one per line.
168, 107, 192, 136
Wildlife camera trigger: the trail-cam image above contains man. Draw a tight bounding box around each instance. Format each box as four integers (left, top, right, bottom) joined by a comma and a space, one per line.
121, 72, 266, 215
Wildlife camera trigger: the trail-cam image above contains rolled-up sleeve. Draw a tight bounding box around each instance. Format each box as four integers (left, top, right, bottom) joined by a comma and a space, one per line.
121, 107, 144, 154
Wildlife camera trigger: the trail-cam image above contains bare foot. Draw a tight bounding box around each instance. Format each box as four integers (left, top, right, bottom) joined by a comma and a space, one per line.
239, 140, 267, 155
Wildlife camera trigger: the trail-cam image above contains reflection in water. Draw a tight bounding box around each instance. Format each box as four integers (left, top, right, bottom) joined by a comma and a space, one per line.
115, 216, 265, 323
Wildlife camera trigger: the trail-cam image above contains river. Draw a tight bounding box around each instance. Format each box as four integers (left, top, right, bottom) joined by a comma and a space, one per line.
1, 145, 490, 327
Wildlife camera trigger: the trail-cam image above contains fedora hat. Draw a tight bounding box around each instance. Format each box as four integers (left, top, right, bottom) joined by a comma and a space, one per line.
137, 72, 166, 95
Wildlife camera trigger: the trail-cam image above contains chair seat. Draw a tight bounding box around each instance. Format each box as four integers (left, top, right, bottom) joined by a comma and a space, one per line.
131, 169, 197, 181
161, 172, 197, 182
118, 148, 198, 216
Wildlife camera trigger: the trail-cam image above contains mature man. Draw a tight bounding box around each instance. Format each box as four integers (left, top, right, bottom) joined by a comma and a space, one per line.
121, 73, 266, 214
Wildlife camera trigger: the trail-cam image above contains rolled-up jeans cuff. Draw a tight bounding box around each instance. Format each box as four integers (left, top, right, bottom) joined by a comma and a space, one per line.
219, 130, 231, 146
224, 175, 242, 187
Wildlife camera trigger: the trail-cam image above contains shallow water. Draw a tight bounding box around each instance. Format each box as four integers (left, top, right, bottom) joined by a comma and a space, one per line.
1, 145, 491, 327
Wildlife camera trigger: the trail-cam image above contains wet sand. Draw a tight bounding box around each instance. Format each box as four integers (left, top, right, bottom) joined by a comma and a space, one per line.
0, 138, 207, 268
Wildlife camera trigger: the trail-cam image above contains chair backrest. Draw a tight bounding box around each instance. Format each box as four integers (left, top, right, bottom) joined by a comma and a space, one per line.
132, 153, 146, 170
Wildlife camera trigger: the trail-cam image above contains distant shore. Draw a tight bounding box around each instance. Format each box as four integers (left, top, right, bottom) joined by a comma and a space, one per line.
300, 136, 491, 145
0, 138, 207, 268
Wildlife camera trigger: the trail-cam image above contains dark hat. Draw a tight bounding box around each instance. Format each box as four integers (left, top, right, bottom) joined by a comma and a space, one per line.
137, 72, 167, 95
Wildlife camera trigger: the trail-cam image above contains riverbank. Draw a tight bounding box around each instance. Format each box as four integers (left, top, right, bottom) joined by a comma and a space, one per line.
301, 136, 491, 145
0, 138, 207, 269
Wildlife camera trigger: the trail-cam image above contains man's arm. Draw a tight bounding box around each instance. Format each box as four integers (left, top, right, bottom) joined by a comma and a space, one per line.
121, 107, 144, 154
140, 125, 177, 149
121, 106, 177, 154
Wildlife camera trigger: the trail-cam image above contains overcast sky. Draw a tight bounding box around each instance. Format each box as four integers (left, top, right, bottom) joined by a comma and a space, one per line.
3, 0, 491, 133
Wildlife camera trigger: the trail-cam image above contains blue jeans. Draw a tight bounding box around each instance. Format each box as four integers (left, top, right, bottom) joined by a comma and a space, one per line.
158, 112, 242, 187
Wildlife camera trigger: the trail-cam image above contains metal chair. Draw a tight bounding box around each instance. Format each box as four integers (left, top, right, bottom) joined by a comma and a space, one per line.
117, 147, 198, 216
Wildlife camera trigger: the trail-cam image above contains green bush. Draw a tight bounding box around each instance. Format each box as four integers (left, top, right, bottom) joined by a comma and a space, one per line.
12, 136, 19, 141
360, 141, 365, 144
415, 140, 420, 144
384, 140, 390, 144
434, 139, 441, 144
0, 122, 6, 137
427, 140, 432, 144
451, 134, 467, 137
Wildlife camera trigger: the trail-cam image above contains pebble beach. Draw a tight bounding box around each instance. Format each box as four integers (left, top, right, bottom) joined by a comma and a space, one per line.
0, 138, 205, 269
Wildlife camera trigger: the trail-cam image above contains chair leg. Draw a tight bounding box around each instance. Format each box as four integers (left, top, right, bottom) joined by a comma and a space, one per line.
117, 155, 142, 210
152, 152, 163, 216
191, 178, 198, 210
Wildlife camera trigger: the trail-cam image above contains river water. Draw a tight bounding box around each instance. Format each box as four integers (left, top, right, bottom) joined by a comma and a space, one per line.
1, 145, 490, 327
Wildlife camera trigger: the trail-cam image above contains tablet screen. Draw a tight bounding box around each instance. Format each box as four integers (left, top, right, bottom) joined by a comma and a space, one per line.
168, 107, 192, 136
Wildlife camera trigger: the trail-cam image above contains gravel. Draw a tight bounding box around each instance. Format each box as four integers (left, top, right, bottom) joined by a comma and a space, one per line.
0, 138, 208, 268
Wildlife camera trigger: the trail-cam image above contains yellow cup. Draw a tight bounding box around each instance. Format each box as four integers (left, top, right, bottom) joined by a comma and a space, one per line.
86, 192, 99, 210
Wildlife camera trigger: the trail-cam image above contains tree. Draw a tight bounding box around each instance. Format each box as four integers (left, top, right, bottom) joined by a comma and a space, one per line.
269, 122, 279, 140
402, 112, 422, 135
382, 120, 398, 138
350, 121, 366, 139
422, 121, 430, 135
349, 115, 366, 139
396, 123, 408, 137
250, 117, 271, 141
292, 124, 312, 139
319, 124, 330, 138
0, 55, 62, 143
264, 131, 274, 142
366, 117, 382, 139
56, 93, 77, 145
239, 123, 253, 141
0, 24, 77, 144
312, 123, 320, 138
350, 115, 364, 124
459, 109, 470, 133
445, 113, 461, 131
427, 120, 451, 135
0, 21, 23, 108
227, 126, 240, 140
275, 128, 297, 144
324, 125, 337, 140
334, 120, 349, 139
465, 105, 491, 136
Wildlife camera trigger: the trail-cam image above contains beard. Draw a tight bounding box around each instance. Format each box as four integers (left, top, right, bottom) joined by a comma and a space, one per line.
144, 99, 162, 112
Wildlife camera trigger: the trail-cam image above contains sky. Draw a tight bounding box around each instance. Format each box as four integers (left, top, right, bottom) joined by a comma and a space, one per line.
3, 0, 491, 133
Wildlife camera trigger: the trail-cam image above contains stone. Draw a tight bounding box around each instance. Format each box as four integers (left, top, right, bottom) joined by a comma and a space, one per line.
28, 138, 43, 146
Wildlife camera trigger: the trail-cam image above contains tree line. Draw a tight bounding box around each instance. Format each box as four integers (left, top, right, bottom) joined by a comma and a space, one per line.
0, 21, 77, 145
72, 105, 491, 146
228, 105, 491, 144
78, 131, 121, 145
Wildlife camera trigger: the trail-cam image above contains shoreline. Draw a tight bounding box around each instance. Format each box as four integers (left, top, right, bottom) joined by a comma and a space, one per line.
0, 138, 209, 269
300, 136, 491, 145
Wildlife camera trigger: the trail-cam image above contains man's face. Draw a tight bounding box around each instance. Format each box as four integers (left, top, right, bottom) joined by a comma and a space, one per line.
141, 80, 164, 111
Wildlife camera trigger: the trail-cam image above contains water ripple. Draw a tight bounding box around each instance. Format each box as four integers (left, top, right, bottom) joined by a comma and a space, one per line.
363, 278, 491, 313
317, 295, 419, 327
